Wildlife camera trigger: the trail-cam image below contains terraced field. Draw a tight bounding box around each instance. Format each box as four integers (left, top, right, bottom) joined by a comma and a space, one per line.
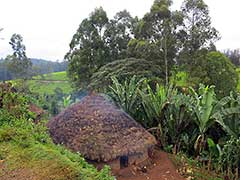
28, 71, 73, 95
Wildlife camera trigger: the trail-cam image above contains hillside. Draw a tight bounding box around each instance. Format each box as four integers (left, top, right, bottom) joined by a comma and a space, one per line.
0, 85, 113, 180
27, 71, 72, 95
0, 58, 67, 81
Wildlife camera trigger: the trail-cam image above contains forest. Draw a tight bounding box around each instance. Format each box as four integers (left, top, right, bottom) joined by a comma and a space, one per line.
1, 0, 240, 179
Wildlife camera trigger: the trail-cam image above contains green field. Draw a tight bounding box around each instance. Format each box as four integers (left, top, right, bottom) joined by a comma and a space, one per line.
28, 71, 73, 95
11, 68, 240, 95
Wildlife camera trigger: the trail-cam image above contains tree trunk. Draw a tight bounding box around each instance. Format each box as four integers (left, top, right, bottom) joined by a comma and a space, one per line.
235, 167, 238, 180
207, 156, 211, 172
164, 37, 168, 86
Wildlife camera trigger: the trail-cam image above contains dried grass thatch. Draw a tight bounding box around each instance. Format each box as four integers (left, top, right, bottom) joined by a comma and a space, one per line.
48, 94, 156, 162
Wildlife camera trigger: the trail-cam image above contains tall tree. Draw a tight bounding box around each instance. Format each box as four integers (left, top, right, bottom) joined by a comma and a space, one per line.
5, 34, 32, 79
179, 0, 219, 65
128, 0, 184, 85
65, 7, 109, 88
104, 10, 136, 61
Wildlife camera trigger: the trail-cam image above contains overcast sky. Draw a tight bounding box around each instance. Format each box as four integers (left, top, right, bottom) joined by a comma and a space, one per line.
0, 0, 239, 61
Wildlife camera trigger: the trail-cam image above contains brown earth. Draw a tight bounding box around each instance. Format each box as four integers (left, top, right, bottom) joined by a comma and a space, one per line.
116, 150, 185, 180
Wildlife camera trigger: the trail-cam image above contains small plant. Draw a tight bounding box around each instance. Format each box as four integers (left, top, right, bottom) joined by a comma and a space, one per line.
63, 95, 72, 108
219, 137, 240, 180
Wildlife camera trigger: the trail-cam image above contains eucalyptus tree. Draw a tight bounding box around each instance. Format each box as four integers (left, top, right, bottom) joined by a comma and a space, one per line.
179, 0, 219, 65
104, 10, 136, 61
65, 7, 109, 88
66, 8, 138, 89
129, 0, 184, 85
5, 34, 32, 80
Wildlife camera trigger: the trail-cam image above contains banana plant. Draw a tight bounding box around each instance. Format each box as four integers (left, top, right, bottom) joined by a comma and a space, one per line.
108, 76, 145, 117
139, 82, 177, 146
164, 93, 194, 154
215, 92, 240, 138
189, 84, 231, 154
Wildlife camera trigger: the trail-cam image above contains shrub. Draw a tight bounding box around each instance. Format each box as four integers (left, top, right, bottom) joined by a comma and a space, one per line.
189, 51, 238, 97
89, 58, 164, 91
219, 137, 240, 179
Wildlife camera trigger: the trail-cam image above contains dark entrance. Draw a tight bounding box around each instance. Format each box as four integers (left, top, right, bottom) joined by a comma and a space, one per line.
120, 156, 128, 169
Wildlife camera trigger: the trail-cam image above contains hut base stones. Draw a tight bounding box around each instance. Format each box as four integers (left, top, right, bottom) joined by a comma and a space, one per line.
48, 94, 156, 172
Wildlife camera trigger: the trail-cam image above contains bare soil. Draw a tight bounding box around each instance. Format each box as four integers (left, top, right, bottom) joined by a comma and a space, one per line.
116, 150, 185, 180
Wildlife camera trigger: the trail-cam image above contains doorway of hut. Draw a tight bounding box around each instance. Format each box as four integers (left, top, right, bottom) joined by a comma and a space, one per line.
120, 156, 128, 169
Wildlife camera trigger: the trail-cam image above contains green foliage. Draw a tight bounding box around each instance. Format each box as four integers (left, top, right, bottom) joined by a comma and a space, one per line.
189, 84, 232, 155
0, 85, 113, 180
130, 0, 184, 84
66, 7, 109, 88
104, 10, 137, 61
63, 95, 72, 108
139, 83, 177, 146
170, 70, 189, 87
164, 93, 194, 154
89, 58, 164, 91
140, 83, 177, 127
189, 84, 217, 136
180, 0, 219, 55
108, 76, 144, 118
205, 52, 238, 97
5, 34, 32, 80
219, 137, 240, 179
66, 8, 137, 89
215, 92, 240, 138
206, 138, 222, 171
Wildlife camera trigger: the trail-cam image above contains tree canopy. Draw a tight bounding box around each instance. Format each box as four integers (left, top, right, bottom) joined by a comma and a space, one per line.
5, 34, 32, 79
89, 58, 164, 91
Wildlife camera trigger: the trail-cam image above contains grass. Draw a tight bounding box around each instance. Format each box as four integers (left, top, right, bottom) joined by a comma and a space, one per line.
28, 79, 72, 95
170, 153, 223, 180
0, 88, 113, 180
0, 120, 113, 180
33, 71, 69, 81
12, 71, 73, 95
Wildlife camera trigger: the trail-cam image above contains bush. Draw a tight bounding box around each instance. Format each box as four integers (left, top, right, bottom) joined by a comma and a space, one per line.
189, 51, 238, 97
89, 58, 164, 91
219, 137, 240, 179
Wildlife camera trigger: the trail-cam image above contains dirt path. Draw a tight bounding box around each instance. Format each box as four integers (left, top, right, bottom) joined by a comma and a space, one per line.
117, 150, 185, 180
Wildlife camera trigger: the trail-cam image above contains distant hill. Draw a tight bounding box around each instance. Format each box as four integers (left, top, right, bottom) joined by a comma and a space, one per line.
31, 58, 68, 74
0, 58, 68, 81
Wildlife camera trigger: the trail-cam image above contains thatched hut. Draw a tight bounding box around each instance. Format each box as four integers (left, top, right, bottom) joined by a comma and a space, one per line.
48, 94, 156, 171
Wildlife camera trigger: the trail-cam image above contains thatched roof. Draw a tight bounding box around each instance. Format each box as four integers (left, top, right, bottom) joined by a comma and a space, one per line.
48, 94, 156, 162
